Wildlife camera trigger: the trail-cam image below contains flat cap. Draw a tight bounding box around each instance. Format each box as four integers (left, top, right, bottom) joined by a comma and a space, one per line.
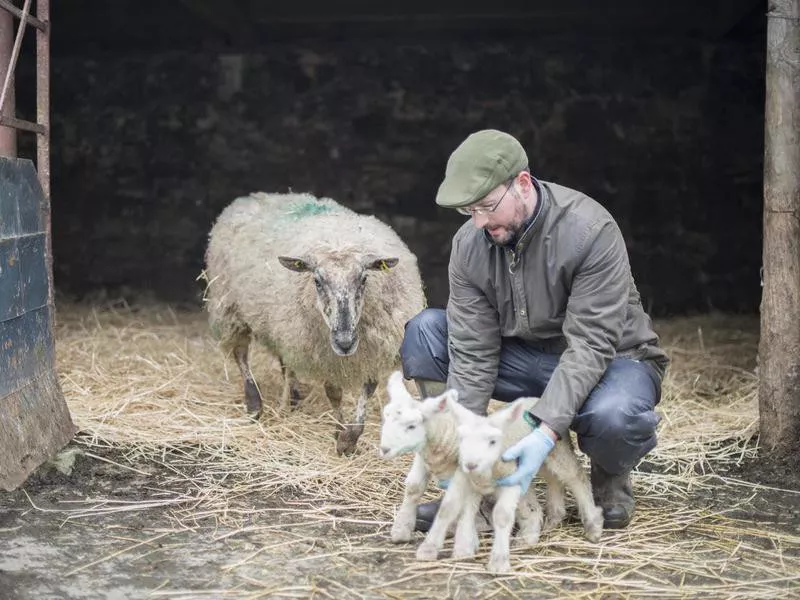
435, 129, 528, 209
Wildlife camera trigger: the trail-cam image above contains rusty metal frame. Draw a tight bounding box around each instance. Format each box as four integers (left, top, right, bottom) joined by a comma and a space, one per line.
0, 0, 49, 198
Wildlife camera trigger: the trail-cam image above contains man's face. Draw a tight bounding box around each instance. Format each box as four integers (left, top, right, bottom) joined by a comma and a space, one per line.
463, 178, 530, 245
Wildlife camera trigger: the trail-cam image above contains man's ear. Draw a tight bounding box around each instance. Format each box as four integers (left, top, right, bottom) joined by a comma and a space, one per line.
278, 256, 314, 272
363, 256, 399, 271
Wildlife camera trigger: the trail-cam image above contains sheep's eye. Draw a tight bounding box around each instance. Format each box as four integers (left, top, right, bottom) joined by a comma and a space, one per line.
314, 278, 323, 290
360, 274, 368, 285
406, 424, 416, 431
489, 440, 497, 446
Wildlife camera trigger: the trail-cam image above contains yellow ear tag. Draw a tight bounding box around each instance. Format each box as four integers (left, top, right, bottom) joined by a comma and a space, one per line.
294, 260, 303, 269
380, 260, 389, 271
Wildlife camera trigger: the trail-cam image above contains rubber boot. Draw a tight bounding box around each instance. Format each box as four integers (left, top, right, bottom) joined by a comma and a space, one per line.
591, 461, 635, 529
414, 379, 447, 399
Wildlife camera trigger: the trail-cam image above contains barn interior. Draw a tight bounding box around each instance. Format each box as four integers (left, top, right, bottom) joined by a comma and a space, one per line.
4, 2, 799, 599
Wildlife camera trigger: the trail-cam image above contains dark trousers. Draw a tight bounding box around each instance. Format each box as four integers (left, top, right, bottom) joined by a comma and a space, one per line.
400, 308, 663, 475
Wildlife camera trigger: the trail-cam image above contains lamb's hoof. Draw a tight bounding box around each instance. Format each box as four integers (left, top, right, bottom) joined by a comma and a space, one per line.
390, 523, 414, 543
514, 528, 541, 548
335, 424, 364, 456
452, 543, 477, 560
583, 509, 604, 543
543, 511, 566, 533
415, 542, 439, 561
487, 553, 511, 574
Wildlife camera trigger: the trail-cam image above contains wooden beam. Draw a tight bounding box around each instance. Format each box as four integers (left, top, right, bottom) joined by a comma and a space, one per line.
758, 0, 800, 456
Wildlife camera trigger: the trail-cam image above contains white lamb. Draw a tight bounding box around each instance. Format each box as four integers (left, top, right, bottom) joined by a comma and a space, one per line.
378, 371, 544, 553
435, 395, 605, 573
203, 192, 426, 455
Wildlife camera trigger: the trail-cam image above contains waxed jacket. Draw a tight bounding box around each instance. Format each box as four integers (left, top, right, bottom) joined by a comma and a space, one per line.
445, 179, 670, 435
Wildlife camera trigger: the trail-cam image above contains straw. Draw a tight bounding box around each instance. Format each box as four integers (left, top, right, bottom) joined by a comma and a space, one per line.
43, 300, 800, 599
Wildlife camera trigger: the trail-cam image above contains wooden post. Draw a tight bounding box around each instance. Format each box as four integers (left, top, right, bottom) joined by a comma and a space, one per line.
759, 0, 800, 455
0, 5, 16, 157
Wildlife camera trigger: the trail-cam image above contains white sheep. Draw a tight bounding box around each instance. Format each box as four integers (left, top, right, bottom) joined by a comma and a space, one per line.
378, 371, 542, 552
436, 396, 604, 573
203, 192, 426, 455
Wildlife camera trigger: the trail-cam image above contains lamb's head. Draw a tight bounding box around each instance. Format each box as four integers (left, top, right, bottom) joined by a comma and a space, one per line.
448, 396, 526, 474
379, 370, 458, 459
278, 251, 399, 356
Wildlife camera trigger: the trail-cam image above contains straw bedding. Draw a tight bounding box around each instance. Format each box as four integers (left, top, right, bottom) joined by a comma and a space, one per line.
51, 300, 799, 599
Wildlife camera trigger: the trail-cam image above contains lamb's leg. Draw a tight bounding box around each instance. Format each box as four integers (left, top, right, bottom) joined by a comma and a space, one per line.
232, 337, 262, 419
539, 466, 568, 533
452, 490, 481, 559
336, 379, 376, 456
416, 472, 471, 561
487, 484, 522, 574
513, 486, 543, 548
548, 445, 604, 542
391, 453, 429, 543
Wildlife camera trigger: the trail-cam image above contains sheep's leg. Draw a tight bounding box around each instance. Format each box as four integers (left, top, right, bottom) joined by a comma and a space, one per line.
324, 381, 345, 433
335, 379, 376, 456
391, 453, 429, 543
452, 490, 481, 559
232, 338, 262, 419
416, 472, 471, 561
278, 358, 306, 412
513, 486, 543, 548
539, 466, 568, 533
487, 484, 521, 574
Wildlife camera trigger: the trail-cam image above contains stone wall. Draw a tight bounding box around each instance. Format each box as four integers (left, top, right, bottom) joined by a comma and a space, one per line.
17, 28, 766, 315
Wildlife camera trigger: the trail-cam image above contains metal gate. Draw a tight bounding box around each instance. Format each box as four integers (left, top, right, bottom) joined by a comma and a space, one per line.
0, 0, 75, 491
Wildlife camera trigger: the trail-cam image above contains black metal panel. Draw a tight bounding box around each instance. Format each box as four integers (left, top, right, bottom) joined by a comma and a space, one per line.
0, 159, 43, 235
0, 305, 55, 400
18, 233, 48, 313
0, 237, 23, 322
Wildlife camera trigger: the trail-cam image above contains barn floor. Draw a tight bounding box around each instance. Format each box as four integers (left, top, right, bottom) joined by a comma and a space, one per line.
1, 301, 799, 600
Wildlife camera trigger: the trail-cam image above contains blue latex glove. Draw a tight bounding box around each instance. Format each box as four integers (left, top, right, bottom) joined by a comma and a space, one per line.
495, 427, 555, 494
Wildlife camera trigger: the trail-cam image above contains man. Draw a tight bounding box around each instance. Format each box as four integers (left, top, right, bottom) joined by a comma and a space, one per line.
400, 129, 669, 531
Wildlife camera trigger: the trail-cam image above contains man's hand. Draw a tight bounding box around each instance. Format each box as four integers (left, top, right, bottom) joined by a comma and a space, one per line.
495, 423, 557, 494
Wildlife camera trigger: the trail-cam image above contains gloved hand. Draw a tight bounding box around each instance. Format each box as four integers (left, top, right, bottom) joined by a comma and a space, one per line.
495, 427, 555, 494
437, 478, 450, 490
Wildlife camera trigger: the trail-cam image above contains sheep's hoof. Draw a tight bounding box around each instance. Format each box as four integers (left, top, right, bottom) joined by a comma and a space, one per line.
415, 542, 439, 561
335, 424, 364, 456
487, 553, 511, 574
583, 508, 604, 543
514, 527, 541, 548
244, 381, 262, 419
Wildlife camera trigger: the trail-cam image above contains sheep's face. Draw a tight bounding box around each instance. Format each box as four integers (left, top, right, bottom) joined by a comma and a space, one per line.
379, 403, 426, 459
278, 253, 399, 356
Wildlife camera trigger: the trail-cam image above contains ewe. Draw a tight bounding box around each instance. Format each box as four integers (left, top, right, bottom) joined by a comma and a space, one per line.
204, 193, 426, 455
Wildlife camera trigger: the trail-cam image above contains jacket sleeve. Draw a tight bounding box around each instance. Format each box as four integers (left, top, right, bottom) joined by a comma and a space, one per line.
445, 239, 501, 416
530, 219, 629, 436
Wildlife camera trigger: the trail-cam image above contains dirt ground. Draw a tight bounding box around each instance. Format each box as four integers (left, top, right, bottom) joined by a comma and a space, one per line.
1, 306, 799, 600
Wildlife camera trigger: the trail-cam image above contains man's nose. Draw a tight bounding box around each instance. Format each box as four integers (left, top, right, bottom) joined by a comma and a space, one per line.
473, 213, 489, 228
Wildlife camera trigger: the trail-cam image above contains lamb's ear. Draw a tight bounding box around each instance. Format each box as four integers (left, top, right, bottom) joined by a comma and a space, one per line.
421, 389, 457, 418
490, 398, 526, 429
447, 395, 476, 422
386, 370, 415, 404
278, 256, 314, 272
364, 256, 399, 271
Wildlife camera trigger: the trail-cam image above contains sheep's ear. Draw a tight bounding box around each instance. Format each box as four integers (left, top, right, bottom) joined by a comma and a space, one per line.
364, 256, 399, 271
278, 256, 313, 272
491, 399, 525, 429
421, 390, 453, 418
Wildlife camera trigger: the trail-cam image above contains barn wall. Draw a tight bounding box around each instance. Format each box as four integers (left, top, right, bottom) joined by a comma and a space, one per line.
18, 26, 765, 315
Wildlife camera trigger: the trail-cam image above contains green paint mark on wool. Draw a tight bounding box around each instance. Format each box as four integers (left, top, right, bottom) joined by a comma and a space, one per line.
284, 199, 344, 220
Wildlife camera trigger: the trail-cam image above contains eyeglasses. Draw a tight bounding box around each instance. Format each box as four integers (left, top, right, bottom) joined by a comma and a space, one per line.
457, 179, 515, 216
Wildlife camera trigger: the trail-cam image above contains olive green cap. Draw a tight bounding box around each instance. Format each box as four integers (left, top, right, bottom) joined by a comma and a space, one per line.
435, 129, 528, 209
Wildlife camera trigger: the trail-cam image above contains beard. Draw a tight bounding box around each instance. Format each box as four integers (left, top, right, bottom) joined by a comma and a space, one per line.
484, 206, 530, 246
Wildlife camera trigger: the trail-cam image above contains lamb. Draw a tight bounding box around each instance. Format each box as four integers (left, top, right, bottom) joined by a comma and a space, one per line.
378, 371, 543, 551
437, 396, 605, 573
203, 192, 426, 455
